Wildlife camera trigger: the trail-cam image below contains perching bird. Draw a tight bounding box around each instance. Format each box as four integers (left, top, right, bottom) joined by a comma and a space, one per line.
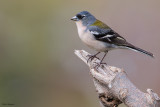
71, 11, 154, 66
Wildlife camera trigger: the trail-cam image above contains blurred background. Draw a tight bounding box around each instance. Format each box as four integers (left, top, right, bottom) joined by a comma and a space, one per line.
0, 0, 160, 107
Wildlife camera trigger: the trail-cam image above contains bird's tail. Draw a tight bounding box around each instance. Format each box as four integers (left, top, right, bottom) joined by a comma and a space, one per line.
123, 43, 154, 58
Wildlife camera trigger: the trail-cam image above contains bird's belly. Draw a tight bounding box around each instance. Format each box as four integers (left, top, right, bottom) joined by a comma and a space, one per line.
79, 31, 110, 52
76, 22, 113, 52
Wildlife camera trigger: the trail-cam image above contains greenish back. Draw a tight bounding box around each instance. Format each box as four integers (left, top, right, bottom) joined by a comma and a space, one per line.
91, 20, 110, 29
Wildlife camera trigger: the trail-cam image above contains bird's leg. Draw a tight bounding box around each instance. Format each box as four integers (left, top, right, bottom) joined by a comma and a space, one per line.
100, 51, 108, 65
94, 51, 108, 68
87, 52, 100, 63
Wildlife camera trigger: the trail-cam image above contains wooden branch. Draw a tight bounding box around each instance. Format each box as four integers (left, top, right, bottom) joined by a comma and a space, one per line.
74, 50, 160, 107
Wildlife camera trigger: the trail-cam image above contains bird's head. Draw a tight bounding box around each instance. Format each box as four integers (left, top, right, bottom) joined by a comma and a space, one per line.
71, 11, 96, 26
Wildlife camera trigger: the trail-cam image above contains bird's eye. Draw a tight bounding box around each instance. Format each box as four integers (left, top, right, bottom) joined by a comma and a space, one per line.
77, 14, 85, 19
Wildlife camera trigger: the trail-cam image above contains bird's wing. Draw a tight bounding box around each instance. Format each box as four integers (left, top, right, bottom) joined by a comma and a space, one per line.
88, 20, 154, 58
88, 23, 127, 46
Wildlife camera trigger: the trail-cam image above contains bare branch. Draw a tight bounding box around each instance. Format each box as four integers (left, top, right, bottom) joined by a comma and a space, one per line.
75, 50, 160, 107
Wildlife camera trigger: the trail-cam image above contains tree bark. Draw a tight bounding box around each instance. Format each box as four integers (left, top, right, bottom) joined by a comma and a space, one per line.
74, 50, 160, 107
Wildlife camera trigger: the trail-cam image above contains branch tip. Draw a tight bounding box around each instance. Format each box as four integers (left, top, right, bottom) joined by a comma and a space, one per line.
74, 50, 160, 107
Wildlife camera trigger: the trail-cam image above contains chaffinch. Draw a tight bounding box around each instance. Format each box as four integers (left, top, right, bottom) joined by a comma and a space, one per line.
71, 11, 154, 65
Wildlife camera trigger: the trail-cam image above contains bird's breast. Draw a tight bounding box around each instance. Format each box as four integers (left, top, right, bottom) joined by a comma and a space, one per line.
76, 22, 110, 52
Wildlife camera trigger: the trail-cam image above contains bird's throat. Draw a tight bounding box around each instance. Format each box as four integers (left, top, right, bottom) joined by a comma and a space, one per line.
76, 21, 87, 36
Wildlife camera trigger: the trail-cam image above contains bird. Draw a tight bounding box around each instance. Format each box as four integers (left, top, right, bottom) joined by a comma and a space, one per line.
71, 11, 154, 66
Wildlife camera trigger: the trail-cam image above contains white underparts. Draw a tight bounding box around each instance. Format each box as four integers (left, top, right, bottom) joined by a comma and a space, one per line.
75, 21, 114, 52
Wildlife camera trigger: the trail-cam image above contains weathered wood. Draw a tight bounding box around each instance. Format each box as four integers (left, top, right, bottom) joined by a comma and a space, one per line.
75, 50, 160, 107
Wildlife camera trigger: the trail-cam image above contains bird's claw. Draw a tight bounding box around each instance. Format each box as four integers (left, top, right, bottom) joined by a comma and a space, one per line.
94, 62, 107, 69
87, 54, 100, 63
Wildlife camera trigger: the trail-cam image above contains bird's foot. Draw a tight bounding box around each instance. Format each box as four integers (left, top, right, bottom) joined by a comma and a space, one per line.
87, 54, 99, 63
94, 62, 107, 69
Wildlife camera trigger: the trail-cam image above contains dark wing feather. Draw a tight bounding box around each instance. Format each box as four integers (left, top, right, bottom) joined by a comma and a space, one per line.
89, 25, 127, 46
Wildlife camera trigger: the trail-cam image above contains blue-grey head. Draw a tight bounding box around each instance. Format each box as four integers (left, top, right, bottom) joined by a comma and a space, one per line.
71, 11, 96, 26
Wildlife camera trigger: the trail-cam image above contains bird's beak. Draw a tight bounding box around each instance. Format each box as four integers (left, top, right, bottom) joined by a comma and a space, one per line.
71, 16, 78, 21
